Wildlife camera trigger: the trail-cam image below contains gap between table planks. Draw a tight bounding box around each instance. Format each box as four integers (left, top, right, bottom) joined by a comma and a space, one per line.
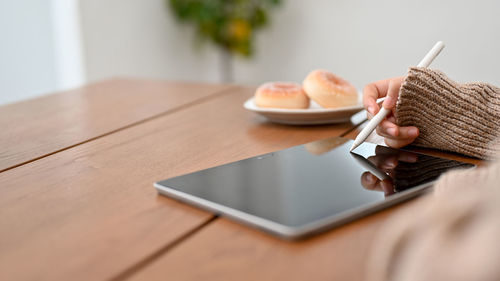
0, 84, 364, 281
126, 119, 482, 281
0, 78, 232, 173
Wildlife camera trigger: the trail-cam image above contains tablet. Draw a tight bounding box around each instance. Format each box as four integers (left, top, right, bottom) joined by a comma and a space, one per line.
154, 137, 473, 239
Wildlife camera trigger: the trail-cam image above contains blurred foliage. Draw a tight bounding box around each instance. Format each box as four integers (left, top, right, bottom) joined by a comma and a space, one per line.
169, 0, 281, 57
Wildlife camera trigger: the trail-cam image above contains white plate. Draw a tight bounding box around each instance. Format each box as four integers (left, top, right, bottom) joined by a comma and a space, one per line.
243, 97, 364, 125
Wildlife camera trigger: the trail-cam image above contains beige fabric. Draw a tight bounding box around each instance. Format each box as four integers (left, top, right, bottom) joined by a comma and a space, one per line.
366, 68, 500, 281
396, 67, 500, 159
365, 152, 500, 281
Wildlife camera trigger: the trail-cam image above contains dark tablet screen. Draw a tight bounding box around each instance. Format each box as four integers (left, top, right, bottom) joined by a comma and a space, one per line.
156, 137, 472, 228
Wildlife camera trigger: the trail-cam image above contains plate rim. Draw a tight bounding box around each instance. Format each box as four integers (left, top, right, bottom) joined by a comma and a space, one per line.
243, 97, 364, 114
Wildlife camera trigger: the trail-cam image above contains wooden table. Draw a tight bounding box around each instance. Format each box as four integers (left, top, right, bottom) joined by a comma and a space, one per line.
0, 79, 480, 281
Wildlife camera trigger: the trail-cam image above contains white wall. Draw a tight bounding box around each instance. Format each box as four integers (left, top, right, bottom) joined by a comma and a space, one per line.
0, 0, 84, 106
237, 0, 500, 88
50, 0, 85, 90
80, 0, 500, 91
0, 0, 57, 105
80, 0, 220, 83
2, 0, 499, 106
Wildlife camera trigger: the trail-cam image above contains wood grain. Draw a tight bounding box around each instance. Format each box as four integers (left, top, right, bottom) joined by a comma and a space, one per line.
127, 116, 482, 281
126, 202, 416, 281
0, 78, 230, 172
0, 85, 361, 281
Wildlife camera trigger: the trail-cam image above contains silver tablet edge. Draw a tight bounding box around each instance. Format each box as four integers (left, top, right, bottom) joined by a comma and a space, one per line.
154, 182, 294, 236
154, 181, 432, 240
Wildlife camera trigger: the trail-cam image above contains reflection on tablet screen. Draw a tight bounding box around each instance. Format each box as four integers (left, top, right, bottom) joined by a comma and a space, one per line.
157, 137, 474, 228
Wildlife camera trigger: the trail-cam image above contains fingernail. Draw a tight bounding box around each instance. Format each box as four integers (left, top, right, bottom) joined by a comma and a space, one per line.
381, 180, 394, 194
385, 159, 396, 168
387, 127, 397, 136
364, 173, 375, 183
368, 106, 374, 115
409, 128, 419, 137
384, 97, 393, 108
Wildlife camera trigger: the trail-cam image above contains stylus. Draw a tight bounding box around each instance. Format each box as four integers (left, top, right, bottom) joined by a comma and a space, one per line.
350, 152, 390, 181
350, 41, 445, 152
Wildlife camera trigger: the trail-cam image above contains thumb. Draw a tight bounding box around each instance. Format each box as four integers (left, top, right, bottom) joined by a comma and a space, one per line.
382, 79, 401, 110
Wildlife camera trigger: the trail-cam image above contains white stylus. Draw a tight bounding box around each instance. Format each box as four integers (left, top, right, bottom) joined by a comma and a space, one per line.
350, 152, 391, 181
350, 41, 445, 152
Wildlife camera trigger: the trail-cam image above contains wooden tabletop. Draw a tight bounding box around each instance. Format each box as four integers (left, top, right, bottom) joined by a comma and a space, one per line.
0, 79, 481, 281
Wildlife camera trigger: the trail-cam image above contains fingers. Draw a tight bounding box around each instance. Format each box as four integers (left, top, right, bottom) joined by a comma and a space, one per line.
361, 172, 395, 196
384, 137, 415, 149
382, 78, 403, 110
376, 120, 418, 139
367, 155, 398, 170
380, 180, 395, 196
375, 120, 419, 148
383, 127, 419, 148
386, 115, 397, 123
395, 149, 418, 163
374, 146, 418, 163
376, 120, 399, 138
363, 76, 416, 149
361, 172, 380, 191
363, 83, 382, 116
363, 77, 404, 117
363, 78, 393, 116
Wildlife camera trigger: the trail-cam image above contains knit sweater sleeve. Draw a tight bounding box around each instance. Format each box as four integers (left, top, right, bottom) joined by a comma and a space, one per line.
396, 67, 500, 158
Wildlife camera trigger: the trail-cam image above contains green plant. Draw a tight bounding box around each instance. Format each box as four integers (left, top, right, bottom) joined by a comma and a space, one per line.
169, 0, 282, 57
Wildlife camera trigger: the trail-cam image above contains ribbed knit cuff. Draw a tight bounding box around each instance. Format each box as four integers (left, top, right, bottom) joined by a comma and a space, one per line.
396, 67, 500, 159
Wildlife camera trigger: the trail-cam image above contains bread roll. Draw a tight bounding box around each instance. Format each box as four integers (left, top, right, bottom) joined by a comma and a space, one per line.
303, 70, 358, 108
255, 82, 309, 109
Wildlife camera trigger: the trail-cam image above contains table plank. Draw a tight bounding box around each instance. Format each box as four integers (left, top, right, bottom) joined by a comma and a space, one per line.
0, 85, 361, 281
0, 78, 231, 172
126, 204, 410, 281
128, 118, 482, 281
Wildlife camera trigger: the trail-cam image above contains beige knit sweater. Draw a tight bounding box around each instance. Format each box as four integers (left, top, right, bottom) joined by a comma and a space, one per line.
365, 69, 500, 281
396, 67, 500, 158
366, 153, 500, 281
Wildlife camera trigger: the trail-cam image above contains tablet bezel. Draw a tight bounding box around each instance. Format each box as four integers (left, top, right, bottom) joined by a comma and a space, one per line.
154, 137, 475, 240
154, 169, 433, 240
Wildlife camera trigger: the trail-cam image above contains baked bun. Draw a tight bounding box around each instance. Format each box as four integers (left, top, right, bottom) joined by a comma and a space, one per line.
255, 82, 310, 109
303, 70, 358, 108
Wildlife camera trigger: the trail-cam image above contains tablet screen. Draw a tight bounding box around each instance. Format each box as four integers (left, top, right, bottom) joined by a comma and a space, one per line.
156, 137, 472, 228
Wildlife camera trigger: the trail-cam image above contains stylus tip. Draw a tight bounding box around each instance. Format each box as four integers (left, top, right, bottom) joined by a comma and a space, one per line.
350, 141, 360, 152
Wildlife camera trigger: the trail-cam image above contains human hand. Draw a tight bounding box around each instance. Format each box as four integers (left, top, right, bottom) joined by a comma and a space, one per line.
360, 146, 418, 196
363, 77, 419, 148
